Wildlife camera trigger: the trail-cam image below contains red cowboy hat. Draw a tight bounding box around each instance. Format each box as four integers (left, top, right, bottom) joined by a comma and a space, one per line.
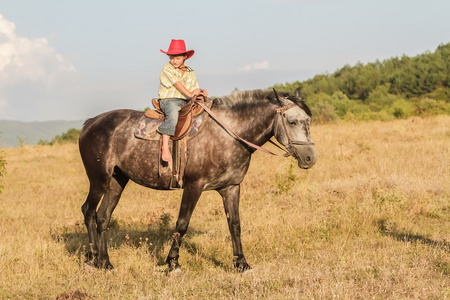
160, 39, 195, 59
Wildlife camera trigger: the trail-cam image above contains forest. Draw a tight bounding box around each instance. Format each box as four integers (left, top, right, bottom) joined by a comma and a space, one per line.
272, 43, 450, 123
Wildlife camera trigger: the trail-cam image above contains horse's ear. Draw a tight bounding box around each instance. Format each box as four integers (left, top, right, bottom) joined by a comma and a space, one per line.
273, 88, 288, 106
294, 87, 302, 100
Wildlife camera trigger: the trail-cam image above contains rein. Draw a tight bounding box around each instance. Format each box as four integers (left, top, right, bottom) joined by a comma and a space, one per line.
196, 99, 312, 157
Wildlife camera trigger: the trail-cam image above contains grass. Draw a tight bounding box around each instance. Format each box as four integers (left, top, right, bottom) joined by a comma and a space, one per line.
0, 116, 449, 299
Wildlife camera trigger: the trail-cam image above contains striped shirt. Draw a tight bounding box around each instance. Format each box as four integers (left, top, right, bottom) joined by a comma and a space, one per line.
158, 62, 199, 99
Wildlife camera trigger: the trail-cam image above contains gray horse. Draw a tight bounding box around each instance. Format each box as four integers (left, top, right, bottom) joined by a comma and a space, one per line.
79, 88, 317, 272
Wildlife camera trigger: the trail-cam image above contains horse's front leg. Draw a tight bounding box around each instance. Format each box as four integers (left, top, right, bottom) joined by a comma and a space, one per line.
218, 184, 251, 272
166, 183, 203, 273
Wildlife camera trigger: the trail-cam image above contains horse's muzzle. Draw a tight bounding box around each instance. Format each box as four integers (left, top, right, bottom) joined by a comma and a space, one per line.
293, 145, 318, 169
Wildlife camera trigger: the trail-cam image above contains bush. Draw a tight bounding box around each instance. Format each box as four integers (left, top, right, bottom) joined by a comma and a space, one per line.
391, 99, 414, 119
0, 155, 5, 193
38, 128, 81, 146
415, 98, 450, 116
329, 91, 369, 117
365, 85, 400, 112
311, 101, 340, 124
0, 134, 6, 193
330, 91, 351, 117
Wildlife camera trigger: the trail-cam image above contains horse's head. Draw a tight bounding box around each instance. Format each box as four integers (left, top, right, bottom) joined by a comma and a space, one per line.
273, 88, 318, 169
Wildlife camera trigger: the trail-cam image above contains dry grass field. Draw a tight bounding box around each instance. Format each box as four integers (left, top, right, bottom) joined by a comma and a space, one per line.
0, 116, 449, 299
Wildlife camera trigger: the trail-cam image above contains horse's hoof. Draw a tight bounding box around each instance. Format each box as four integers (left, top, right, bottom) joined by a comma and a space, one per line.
166, 258, 182, 275
95, 259, 114, 270
234, 261, 252, 273
102, 262, 114, 270
237, 265, 252, 273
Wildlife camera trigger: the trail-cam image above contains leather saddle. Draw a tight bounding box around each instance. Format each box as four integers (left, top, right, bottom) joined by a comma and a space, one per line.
140, 97, 212, 190
145, 98, 210, 140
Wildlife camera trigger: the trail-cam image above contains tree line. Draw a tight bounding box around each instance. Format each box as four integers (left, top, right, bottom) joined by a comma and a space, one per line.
272, 43, 450, 123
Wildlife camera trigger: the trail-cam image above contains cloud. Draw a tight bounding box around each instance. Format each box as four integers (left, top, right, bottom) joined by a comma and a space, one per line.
0, 14, 78, 120
238, 60, 270, 72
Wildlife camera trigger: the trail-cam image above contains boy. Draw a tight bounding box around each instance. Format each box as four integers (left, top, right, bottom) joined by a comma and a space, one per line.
158, 39, 208, 162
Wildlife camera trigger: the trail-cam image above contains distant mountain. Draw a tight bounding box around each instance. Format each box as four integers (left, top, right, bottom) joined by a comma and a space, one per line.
0, 120, 85, 147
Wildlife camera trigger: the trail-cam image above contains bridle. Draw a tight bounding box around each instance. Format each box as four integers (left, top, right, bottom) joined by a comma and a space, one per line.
196, 99, 314, 157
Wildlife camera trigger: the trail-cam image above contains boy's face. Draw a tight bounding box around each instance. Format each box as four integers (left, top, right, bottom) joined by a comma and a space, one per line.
169, 55, 187, 68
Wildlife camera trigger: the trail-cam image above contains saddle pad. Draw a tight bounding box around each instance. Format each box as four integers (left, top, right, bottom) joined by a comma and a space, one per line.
134, 111, 209, 141
134, 117, 161, 140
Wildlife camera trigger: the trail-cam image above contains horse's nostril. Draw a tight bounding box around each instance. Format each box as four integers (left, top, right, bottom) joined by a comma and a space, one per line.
305, 156, 311, 163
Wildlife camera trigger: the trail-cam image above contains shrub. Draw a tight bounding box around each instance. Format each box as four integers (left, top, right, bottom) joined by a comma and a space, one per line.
330, 91, 351, 117
415, 98, 450, 116
365, 85, 400, 111
391, 99, 414, 119
275, 160, 298, 194
330, 91, 369, 117
0, 134, 6, 193
311, 101, 340, 124
38, 128, 81, 145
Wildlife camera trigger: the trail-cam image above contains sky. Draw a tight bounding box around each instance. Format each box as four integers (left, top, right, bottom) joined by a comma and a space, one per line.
0, 0, 449, 122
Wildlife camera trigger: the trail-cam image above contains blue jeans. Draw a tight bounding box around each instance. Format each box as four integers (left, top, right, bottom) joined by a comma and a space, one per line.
157, 98, 189, 136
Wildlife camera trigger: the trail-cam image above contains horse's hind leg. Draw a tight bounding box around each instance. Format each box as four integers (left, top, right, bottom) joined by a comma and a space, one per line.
81, 181, 108, 264
95, 168, 129, 269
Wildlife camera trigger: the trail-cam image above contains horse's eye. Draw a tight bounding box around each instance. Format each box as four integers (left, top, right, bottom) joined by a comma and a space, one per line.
289, 121, 297, 126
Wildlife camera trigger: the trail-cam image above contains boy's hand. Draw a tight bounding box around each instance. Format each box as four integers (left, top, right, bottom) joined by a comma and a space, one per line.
174, 84, 208, 99
192, 88, 202, 96
192, 88, 209, 100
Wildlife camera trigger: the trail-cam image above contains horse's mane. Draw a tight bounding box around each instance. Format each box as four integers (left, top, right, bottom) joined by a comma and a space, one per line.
215, 89, 274, 106
214, 89, 311, 117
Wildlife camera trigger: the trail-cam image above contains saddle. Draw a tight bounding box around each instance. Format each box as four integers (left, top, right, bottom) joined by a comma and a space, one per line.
138, 97, 213, 190
145, 98, 209, 140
